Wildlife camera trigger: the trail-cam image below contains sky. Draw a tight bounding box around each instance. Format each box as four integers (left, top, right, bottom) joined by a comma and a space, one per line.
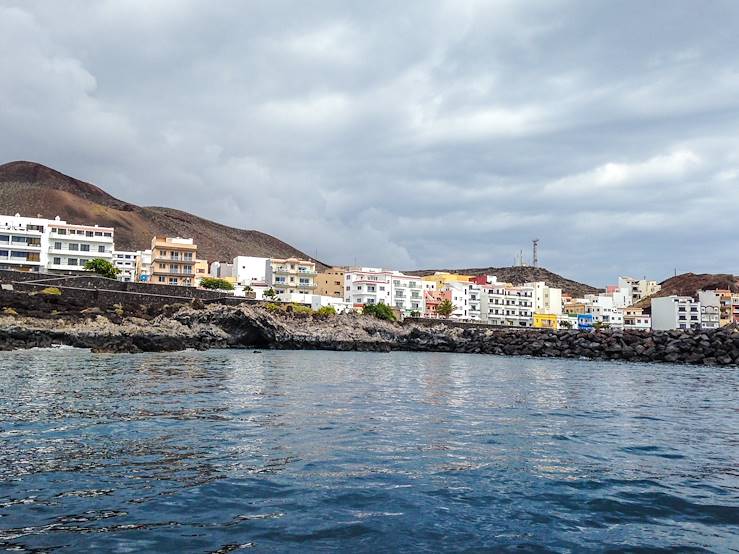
1, 0, 738, 285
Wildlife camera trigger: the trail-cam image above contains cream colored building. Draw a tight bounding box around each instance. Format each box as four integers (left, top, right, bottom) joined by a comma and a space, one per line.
315, 267, 345, 298
266, 257, 317, 294
150, 237, 198, 286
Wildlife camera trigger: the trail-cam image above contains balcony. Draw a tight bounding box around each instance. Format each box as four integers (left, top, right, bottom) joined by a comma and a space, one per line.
273, 267, 317, 276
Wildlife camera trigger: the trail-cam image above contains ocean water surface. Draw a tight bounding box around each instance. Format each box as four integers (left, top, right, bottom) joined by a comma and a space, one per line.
0, 349, 737, 552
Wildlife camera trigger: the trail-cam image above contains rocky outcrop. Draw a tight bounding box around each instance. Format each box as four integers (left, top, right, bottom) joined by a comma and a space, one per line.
1, 304, 738, 366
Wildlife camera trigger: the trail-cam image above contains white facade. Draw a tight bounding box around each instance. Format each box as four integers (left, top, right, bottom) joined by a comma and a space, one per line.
47, 217, 114, 272
113, 250, 139, 282
0, 213, 49, 272
135, 249, 152, 282
484, 284, 534, 327
697, 291, 721, 329
233, 256, 269, 286
528, 281, 563, 315
344, 268, 424, 316
618, 276, 661, 304
267, 258, 317, 294
651, 296, 701, 330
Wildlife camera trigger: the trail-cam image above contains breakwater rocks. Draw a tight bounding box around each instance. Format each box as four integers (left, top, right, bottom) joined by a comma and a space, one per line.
1, 303, 738, 366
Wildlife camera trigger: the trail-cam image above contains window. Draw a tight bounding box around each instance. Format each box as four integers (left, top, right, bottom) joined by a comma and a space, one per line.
98, 246, 106, 253
57, 229, 67, 235
0, 235, 8, 242
69, 244, 79, 251
80, 244, 90, 252
158, 276, 165, 283
68, 258, 78, 266
53, 257, 61, 265
94, 231, 102, 237
10, 251, 26, 258
104, 232, 112, 237
11, 236, 26, 244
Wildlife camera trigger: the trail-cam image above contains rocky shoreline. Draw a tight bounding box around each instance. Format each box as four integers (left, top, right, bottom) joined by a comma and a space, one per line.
1, 303, 738, 366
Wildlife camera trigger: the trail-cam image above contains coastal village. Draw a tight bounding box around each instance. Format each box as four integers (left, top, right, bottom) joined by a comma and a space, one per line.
1, 211, 738, 332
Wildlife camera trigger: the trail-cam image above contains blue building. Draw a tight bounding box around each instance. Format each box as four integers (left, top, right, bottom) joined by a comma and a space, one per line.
577, 313, 594, 330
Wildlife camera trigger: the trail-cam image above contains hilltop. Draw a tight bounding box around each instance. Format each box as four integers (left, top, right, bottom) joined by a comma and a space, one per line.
406, 265, 599, 297
0, 161, 324, 266
634, 272, 739, 309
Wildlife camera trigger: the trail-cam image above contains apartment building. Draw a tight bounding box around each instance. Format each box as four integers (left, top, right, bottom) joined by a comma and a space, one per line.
150, 237, 198, 286
112, 250, 139, 282
423, 288, 449, 317
618, 276, 661, 304
529, 281, 563, 316
344, 268, 424, 316
445, 281, 473, 320
315, 267, 346, 298
266, 257, 316, 295
47, 218, 114, 272
623, 307, 651, 330
0, 213, 49, 272
697, 291, 721, 329
651, 296, 701, 330
484, 284, 534, 327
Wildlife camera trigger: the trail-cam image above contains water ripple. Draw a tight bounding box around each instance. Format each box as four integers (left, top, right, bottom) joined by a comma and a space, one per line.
0, 349, 737, 552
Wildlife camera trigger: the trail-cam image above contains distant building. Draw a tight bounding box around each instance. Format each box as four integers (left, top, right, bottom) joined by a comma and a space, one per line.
135, 249, 152, 282
233, 256, 269, 287
651, 296, 701, 330
0, 213, 49, 272
623, 307, 651, 330
577, 313, 594, 330
210, 261, 234, 279
344, 267, 424, 317
618, 276, 661, 304
315, 267, 346, 298
533, 313, 558, 329
112, 250, 139, 282
150, 236, 198, 286
266, 257, 317, 295
46, 217, 114, 273
697, 291, 721, 329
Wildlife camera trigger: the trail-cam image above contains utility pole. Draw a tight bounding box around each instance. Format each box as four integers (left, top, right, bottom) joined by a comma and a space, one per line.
532, 239, 540, 268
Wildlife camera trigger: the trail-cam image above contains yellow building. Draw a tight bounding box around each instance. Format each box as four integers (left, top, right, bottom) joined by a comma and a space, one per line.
194, 259, 209, 286
150, 236, 198, 286
533, 313, 559, 330
315, 267, 345, 298
421, 272, 474, 290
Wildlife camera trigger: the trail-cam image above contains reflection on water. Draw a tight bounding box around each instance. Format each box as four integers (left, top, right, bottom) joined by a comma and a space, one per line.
0, 349, 737, 552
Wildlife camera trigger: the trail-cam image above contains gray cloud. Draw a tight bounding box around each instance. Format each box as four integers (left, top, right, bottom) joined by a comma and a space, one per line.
1, 0, 739, 285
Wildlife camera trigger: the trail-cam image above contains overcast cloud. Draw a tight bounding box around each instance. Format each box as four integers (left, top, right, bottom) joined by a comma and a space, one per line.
1, 0, 738, 284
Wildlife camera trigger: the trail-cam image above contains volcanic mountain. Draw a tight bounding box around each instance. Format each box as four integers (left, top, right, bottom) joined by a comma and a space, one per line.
633, 272, 739, 309
0, 161, 324, 266
406, 266, 599, 297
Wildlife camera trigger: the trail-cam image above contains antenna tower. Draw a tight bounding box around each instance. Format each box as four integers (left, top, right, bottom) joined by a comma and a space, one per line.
532, 239, 540, 268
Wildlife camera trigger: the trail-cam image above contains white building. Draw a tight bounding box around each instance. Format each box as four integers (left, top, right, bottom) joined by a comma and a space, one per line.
529, 281, 563, 315
651, 296, 701, 330
697, 291, 721, 329
618, 276, 661, 304
47, 217, 114, 272
266, 257, 317, 295
484, 284, 534, 327
135, 249, 152, 282
112, 250, 139, 282
344, 268, 424, 316
624, 308, 651, 330
233, 256, 269, 287
0, 213, 49, 272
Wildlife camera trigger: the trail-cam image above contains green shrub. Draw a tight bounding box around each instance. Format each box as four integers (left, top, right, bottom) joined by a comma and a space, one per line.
264, 302, 282, 313
315, 305, 337, 318
362, 302, 396, 322
84, 259, 120, 279
199, 277, 234, 290
40, 287, 62, 296
288, 303, 313, 315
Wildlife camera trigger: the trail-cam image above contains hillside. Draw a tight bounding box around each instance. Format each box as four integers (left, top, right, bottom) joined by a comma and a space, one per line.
634, 272, 739, 309
0, 161, 324, 266
406, 266, 599, 297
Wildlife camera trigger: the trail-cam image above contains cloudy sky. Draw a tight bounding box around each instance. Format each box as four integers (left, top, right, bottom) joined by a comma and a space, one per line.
1, 0, 738, 285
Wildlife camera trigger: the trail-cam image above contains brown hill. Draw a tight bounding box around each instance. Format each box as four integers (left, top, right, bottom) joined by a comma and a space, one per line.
634, 272, 739, 309
0, 161, 325, 266
406, 265, 599, 297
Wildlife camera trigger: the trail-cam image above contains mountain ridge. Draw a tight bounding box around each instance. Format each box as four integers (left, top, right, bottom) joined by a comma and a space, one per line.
0, 160, 325, 266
